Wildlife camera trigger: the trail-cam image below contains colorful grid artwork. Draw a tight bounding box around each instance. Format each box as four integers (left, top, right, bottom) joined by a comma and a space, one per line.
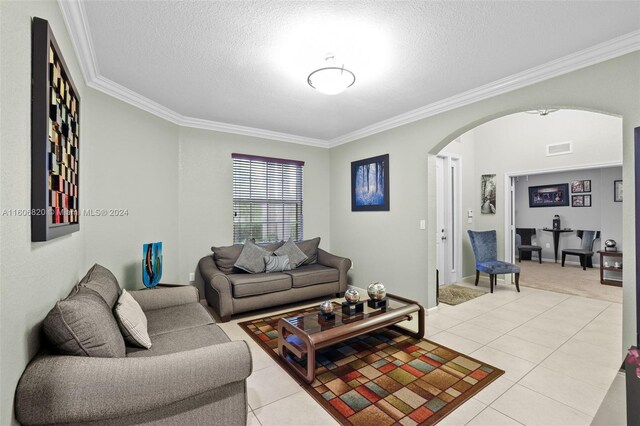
48, 43, 80, 225
239, 305, 504, 425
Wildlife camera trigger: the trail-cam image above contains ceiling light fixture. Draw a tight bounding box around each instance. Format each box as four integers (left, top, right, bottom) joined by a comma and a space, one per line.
525, 108, 560, 116
307, 54, 355, 95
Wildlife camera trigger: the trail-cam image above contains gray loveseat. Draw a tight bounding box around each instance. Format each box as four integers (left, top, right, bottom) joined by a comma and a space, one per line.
199, 238, 351, 322
15, 264, 251, 425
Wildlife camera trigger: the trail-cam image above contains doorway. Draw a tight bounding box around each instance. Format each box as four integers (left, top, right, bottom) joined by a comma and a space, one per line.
436, 154, 461, 286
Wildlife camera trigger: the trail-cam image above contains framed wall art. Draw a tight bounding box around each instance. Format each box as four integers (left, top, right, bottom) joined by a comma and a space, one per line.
31, 17, 80, 241
528, 183, 569, 208
614, 180, 623, 202
571, 180, 591, 193
351, 154, 389, 211
480, 174, 496, 214
572, 194, 591, 207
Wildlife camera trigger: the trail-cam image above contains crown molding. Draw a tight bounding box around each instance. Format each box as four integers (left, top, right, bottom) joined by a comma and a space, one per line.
59, 0, 639, 149
327, 30, 640, 147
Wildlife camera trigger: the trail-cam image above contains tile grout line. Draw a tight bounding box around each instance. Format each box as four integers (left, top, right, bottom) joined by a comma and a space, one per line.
464, 404, 524, 426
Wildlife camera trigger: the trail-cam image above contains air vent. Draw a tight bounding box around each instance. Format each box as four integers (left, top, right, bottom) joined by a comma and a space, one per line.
546, 141, 573, 157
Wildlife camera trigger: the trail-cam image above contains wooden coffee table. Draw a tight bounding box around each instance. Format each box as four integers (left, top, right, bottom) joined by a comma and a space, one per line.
277, 293, 425, 384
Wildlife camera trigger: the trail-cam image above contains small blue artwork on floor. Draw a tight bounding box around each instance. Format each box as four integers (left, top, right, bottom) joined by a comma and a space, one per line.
142, 242, 162, 288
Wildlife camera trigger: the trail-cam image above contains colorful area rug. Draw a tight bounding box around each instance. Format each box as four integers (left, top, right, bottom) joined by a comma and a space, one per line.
439, 284, 487, 306
239, 305, 503, 425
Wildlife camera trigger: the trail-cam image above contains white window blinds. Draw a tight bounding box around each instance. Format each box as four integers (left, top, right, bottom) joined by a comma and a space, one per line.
232, 153, 304, 243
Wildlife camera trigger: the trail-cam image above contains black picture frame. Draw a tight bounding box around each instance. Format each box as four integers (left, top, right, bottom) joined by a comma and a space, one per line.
32, 17, 81, 241
572, 194, 591, 207
571, 180, 591, 193
614, 180, 623, 202
351, 154, 390, 211
528, 183, 569, 208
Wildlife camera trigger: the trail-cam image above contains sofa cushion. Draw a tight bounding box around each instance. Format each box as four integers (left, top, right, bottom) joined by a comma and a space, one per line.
264, 254, 291, 273
234, 241, 271, 273
296, 237, 321, 265
211, 244, 244, 274
284, 264, 339, 288
79, 263, 121, 309
126, 324, 230, 357
145, 303, 214, 337
114, 289, 152, 349
43, 287, 126, 358
229, 273, 291, 298
274, 238, 308, 268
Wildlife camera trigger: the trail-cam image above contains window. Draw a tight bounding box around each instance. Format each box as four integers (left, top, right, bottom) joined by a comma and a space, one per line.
232, 153, 304, 243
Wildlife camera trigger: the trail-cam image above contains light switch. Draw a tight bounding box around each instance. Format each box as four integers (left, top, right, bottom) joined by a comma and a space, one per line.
420, 220, 426, 230
189, 272, 195, 282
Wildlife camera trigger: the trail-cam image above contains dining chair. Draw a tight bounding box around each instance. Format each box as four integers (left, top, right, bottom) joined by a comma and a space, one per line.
468, 230, 520, 293
515, 228, 542, 263
561, 230, 600, 270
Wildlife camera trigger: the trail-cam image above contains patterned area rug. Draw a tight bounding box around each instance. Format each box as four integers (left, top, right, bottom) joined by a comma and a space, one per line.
239, 305, 503, 425
439, 285, 487, 306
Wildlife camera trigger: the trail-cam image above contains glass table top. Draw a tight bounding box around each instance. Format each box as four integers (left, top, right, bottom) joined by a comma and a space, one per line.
282, 295, 418, 336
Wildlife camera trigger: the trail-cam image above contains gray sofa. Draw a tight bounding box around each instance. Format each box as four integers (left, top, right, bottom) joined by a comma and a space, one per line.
15, 265, 252, 425
199, 239, 351, 322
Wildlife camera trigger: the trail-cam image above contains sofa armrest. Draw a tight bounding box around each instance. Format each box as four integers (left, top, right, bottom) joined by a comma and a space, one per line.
317, 249, 351, 292
198, 255, 234, 321
15, 341, 252, 425
128, 286, 200, 311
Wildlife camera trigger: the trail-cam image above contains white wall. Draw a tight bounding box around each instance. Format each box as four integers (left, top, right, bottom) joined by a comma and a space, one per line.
0, 2, 86, 424
82, 90, 180, 287
329, 53, 639, 358
177, 127, 332, 295
514, 167, 623, 263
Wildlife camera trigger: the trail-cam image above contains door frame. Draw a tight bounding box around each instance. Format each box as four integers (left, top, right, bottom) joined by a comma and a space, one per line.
436, 153, 462, 285
502, 160, 623, 281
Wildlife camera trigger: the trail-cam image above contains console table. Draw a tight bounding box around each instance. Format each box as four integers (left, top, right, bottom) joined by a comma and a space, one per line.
598, 251, 623, 287
542, 228, 574, 263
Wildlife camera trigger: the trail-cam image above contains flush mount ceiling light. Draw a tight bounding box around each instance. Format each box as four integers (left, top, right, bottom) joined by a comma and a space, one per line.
525, 108, 560, 116
307, 54, 356, 95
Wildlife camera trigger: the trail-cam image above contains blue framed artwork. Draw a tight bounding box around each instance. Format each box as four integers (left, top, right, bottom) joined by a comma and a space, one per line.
528, 183, 569, 208
142, 242, 162, 288
351, 154, 390, 211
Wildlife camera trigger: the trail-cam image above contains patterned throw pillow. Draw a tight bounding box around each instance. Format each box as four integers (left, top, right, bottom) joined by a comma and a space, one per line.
274, 238, 308, 268
114, 289, 152, 349
234, 240, 271, 273
264, 255, 291, 273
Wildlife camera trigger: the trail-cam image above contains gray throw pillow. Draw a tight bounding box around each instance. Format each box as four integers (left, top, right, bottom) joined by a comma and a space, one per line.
211, 244, 244, 274
296, 237, 321, 265
264, 255, 291, 273
43, 287, 126, 358
79, 264, 121, 309
114, 289, 152, 349
234, 241, 271, 273
275, 238, 308, 268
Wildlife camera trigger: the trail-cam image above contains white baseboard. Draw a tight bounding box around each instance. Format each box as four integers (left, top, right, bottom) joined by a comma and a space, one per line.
426, 306, 439, 315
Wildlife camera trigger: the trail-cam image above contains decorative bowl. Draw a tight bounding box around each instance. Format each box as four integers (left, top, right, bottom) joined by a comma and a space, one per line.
367, 282, 386, 300
605, 239, 617, 248
344, 288, 360, 304
319, 300, 334, 314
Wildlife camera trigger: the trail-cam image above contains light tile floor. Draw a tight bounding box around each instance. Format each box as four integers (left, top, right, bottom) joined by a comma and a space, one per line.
213, 281, 623, 426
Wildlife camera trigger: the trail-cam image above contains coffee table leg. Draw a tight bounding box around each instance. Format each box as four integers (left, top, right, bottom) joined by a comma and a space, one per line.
306, 343, 316, 384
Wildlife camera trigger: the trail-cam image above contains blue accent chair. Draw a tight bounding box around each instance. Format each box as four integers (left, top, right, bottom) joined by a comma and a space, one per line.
468, 230, 520, 293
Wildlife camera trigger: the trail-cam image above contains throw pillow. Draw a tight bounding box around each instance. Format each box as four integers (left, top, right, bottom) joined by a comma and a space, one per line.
114, 289, 152, 349
264, 255, 291, 273
211, 244, 244, 274
78, 264, 121, 309
274, 237, 308, 268
43, 287, 126, 358
296, 237, 321, 265
234, 241, 271, 273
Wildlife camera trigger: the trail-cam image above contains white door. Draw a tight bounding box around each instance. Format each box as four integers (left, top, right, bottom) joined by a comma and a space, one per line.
436, 155, 461, 285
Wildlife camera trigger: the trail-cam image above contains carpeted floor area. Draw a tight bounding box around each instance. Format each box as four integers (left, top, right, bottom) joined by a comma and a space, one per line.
239, 304, 503, 426
516, 260, 622, 303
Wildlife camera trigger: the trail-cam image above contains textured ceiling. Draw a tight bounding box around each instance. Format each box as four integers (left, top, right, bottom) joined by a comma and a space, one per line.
78, 1, 640, 142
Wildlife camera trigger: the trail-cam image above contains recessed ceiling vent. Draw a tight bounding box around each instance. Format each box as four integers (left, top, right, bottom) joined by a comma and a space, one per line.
546, 141, 573, 157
